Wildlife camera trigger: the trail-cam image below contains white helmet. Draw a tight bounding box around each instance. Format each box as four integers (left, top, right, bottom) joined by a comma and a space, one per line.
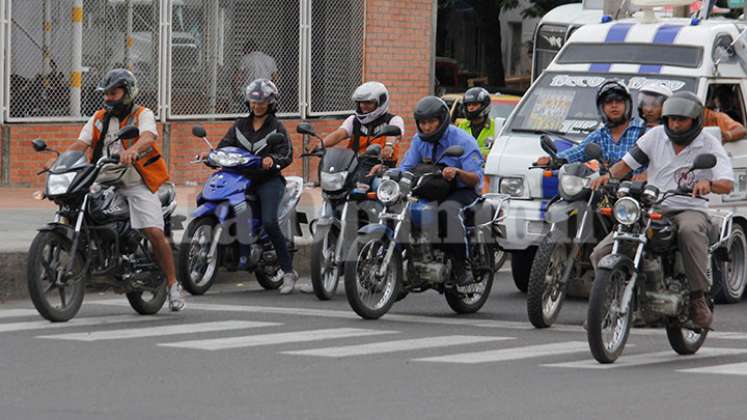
638, 83, 673, 124
352, 81, 390, 125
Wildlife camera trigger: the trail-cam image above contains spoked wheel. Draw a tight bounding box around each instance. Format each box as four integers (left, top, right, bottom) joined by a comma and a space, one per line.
587, 262, 633, 364
27, 231, 87, 322
527, 241, 571, 328
310, 225, 341, 300
666, 325, 708, 355
126, 239, 168, 315
178, 217, 219, 295
493, 246, 508, 273
712, 224, 747, 303
344, 238, 402, 319
445, 246, 495, 314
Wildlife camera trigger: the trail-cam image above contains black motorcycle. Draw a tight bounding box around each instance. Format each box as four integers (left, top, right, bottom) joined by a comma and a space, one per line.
526, 138, 616, 328
27, 126, 178, 322
345, 144, 509, 319
587, 154, 732, 363
298, 123, 398, 300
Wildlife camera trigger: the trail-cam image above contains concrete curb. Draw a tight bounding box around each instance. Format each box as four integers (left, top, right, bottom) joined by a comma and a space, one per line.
0, 245, 313, 302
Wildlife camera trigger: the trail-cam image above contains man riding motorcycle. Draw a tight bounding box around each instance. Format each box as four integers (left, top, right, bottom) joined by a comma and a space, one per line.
49, 69, 185, 311
319, 82, 404, 160
591, 91, 735, 329
638, 84, 672, 128
535, 81, 646, 168
198, 79, 306, 294
399, 96, 484, 285
457, 87, 494, 157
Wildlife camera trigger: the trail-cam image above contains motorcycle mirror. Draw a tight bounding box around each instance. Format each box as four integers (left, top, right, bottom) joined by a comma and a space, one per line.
373, 124, 402, 138
116, 126, 140, 141
443, 145, 465, 158
691, 153, 717, 171
584, 143, 603, 162
192, 125, 207, 138
365, 144, 382, 156
32, 138, 48, 152
266, 133, 286, 147
539, 134, 558, 156
296, 123, 317, 137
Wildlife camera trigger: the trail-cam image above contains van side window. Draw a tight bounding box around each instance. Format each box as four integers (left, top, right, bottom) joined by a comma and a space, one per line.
706, 84, 746, 124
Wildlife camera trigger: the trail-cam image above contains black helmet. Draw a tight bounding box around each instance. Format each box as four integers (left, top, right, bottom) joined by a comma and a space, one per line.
462, 87, 491, 120
414, 96, 450, 144
662, 91, 704, 146
245, 79, 279, 115
596, 80, 632, 127
96, 69, 139, 117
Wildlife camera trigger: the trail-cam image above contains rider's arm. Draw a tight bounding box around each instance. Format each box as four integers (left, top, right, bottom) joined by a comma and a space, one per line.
715, 112, 747, 143
456, 148, 483, 188
608, 160, 633, 179
321, 128, 349, 148
711, 179, 734, 194
556, 131, 598, 163
398, 139, 421, 172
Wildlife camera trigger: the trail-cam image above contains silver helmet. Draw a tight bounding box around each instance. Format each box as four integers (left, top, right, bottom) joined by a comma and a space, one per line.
245, 79, 279, 114
352, 81, 389, 125
662, 91, 704, 146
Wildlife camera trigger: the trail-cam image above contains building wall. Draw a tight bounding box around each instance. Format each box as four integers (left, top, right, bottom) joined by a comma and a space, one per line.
500, 0, 540, 78
0, 0, 434, 188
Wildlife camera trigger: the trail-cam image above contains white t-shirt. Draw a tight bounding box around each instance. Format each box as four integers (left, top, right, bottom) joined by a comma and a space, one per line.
79, 108, 158, 186
622, 125, 734, 209
239, 51, 278, 87
339, 115, 406, 138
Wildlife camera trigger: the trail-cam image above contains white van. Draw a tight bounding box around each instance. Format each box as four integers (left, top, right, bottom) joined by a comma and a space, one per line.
487, 5, 747, 300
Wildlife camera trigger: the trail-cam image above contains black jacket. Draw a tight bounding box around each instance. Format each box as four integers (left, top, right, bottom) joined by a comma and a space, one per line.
218, 114, 292, 183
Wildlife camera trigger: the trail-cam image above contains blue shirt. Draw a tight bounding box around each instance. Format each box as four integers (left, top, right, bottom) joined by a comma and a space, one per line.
557, 118, 646, 171
400, 125, 484, 191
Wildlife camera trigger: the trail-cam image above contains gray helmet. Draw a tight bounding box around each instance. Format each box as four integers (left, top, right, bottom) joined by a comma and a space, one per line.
662, 91, 704, 146
245, 79, 279, 114
352, 81, 389, 125
414, 96, 450, 144
96, 68, 139, 116
462, 87, 491, 120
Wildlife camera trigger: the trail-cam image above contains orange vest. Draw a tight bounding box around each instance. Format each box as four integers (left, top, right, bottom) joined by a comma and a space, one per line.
91, 106, 169, 193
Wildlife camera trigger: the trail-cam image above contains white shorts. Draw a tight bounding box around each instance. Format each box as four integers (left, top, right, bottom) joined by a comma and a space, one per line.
119, 183, 164, 230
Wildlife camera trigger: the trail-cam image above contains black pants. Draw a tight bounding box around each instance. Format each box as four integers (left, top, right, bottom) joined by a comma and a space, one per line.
438, 188, 479, 272
255, 176, 293, 273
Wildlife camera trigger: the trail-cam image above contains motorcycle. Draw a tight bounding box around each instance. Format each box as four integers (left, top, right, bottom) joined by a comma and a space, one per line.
587, 153, 732, 363
177, 126, 303, 295
297, 123, 399, 300
344, 144, 510, 319
27, 126, 178, 322
526, 137, 616, 328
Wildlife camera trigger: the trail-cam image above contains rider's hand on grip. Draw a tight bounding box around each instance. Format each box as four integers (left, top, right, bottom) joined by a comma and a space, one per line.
591, 174, 610, 191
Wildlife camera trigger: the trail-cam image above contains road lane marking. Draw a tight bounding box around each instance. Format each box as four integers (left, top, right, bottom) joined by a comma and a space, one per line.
36, 320, 279, 341
678, 361, 747, 376
413, 341, 589, 364
158, 328, 397, 351
544, 347, 747, 369
283, 335, 513, 357
0, 315, 163, 334
0, 309, 40, 319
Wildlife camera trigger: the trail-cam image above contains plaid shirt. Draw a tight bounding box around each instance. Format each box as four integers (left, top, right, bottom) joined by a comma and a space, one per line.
558, 118, 646, 171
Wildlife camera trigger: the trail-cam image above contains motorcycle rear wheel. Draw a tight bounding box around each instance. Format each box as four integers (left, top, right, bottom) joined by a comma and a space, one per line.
445, 246, 495, 314
666, 325, 707, 355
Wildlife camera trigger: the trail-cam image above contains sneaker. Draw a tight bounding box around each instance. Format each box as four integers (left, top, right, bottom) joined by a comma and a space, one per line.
690, 293, 713, 329
296, 280, 314, 294
279, 271, 299, 295
168, 282, 185, 312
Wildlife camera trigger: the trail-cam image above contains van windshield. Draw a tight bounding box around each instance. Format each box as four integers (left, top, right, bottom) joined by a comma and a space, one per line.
508, 72, 698, 137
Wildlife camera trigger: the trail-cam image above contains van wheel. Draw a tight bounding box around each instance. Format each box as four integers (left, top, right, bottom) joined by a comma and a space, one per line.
510, 247, 536, 293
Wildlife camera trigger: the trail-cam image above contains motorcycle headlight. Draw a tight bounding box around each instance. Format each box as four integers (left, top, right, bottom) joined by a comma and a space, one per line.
46, 172, 77, 196
613, 197, 641, 226
499, 177, 525, 197
209, 151, 250, 167
320, 171, 347, 191
377, 179, 400, 205
559, 174, 587, 199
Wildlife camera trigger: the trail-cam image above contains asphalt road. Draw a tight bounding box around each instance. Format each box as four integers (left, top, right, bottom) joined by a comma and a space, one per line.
1, 272, 747, 420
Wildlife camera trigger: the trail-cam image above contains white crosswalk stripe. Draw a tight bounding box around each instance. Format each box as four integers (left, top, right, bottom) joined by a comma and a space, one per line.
282, 335, 513, 357
543, 347, 747, 369
413, 341, 589, 364
678, 361, 747, 376
0, 314, 163, 334
36, 320, 280, 342
159, 328, 398, 351
0, 309, 40, 319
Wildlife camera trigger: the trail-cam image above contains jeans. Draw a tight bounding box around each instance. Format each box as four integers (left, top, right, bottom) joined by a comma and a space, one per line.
254, 176, 293, 273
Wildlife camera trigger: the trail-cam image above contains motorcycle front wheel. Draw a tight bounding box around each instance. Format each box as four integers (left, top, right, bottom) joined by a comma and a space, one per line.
344, 238, 402, 320
310, 224, 341, 300
587, 260, 633, 364
27, 231, 87, 322
526, 240, 571, 328
178, 217, 219, 295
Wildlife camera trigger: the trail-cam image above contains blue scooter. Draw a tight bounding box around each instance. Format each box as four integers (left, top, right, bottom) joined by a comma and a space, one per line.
177, 125, 303, 295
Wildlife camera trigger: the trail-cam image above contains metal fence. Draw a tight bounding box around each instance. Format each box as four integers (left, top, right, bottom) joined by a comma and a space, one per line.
1, 0, 364, 123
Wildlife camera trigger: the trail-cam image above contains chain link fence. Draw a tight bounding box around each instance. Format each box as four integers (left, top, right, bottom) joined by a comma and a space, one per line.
6, 0, 160, 121
3, 0, 364, 121
308, 0, 364, 115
